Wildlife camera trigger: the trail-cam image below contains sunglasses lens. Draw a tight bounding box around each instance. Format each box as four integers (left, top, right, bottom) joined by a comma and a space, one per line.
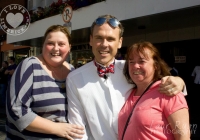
95, 18, 107, 26
108, 18, 119, 27
95, 17, 120, 28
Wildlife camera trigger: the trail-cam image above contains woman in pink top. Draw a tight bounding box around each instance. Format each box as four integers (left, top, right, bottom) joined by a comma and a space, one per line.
118, 41, 190, 140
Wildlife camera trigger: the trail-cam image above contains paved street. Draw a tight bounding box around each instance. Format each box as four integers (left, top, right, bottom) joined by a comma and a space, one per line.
0, 107, 6, 140
0, 120, 6, 140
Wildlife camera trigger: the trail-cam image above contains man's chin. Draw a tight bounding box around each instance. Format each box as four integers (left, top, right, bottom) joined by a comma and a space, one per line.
96, 58, 114, 66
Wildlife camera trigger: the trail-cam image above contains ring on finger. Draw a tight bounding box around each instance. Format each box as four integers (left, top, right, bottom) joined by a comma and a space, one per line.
169, 88, 173, 92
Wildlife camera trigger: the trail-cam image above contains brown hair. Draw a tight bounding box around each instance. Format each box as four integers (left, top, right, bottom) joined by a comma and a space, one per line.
123, 41, 170, 84
43, 25, 71, 44
90, 14, 124, 38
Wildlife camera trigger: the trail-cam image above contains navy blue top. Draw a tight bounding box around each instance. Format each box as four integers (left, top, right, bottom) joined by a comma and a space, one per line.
7, 63, 17, 82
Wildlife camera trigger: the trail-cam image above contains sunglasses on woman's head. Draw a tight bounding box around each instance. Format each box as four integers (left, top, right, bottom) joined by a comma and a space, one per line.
94, 17, 120, 28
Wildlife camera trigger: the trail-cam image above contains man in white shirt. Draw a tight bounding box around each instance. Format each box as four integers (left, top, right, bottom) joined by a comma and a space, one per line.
66, 14, 186, 140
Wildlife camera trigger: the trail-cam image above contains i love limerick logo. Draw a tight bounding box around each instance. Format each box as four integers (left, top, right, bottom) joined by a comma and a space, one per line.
0, 4, 30, 36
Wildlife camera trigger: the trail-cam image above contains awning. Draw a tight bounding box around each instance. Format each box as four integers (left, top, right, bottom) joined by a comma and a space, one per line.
1, 41, 29, 52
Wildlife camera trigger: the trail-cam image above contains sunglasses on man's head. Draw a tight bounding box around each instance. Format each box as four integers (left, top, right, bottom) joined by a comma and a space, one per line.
94, 17, 120, 28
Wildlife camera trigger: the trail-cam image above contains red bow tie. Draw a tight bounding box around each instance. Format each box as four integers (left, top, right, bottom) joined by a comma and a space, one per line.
94, 61, 115, 78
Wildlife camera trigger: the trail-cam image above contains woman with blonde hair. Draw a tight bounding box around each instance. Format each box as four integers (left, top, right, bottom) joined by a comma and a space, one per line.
6, 25, 84, 140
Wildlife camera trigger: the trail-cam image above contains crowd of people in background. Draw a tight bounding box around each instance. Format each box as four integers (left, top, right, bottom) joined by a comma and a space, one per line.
0, 61, 8, 107
0, 57, 17, 107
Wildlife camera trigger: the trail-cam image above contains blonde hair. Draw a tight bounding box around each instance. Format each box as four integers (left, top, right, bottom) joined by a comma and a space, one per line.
43, 25, 71, 44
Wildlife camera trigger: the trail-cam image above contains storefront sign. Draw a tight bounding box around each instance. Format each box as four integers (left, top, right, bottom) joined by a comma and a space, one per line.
175, 56, 186, 63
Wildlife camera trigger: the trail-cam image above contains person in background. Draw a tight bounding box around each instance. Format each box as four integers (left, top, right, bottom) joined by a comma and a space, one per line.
4, 56, 17, 85
75, 63, 83, 69
0, 61, 8, 106
115, 51, 124, 60
69, 63, 75, 71
119, 41, 190, 140
67, 14, 187, 140
191, 63, 200, 94
6, 25, 84, 140
166, 55, 179, 76
191, 64, 200, 84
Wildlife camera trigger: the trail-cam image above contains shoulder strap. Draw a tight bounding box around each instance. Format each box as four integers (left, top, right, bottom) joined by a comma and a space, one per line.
121, 81, 156, 140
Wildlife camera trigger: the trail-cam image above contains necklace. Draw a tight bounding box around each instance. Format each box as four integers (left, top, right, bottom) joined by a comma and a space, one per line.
41, 55, 65, 88
57, 69, 65, 89
51, 66, 63, 80
52, 67, 66, 89
60, 80, 66, 89
48, 65, 66, 89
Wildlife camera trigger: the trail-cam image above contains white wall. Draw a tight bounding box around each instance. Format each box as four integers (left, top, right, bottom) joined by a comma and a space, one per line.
7, 0, 200, 44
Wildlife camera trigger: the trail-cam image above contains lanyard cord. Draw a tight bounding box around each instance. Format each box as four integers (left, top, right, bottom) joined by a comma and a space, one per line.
121, 81, 156, 140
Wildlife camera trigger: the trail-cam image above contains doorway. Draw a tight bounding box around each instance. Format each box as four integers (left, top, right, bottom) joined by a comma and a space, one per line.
13, 48, 30, 64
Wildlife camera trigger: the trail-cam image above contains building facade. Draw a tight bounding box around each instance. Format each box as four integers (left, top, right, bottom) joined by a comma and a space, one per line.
2, 1, 200, 138
6, 0, 200, 67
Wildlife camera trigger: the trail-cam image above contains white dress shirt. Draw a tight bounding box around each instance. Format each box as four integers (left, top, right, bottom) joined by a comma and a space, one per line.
67, 60, 133, 140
